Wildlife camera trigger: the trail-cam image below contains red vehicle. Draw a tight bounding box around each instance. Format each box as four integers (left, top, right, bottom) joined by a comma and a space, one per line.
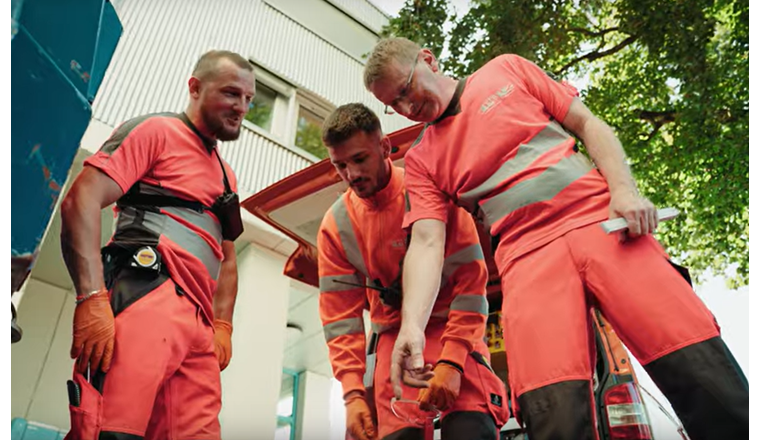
241, 124, 657, 440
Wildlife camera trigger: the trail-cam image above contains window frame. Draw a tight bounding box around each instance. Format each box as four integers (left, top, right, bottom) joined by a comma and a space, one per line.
243, 60, 335, 163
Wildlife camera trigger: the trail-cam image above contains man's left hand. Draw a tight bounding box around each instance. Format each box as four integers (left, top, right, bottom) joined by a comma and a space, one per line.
608, 190, 658, 238
213, 319, 233, 371
417, 363, 462, 412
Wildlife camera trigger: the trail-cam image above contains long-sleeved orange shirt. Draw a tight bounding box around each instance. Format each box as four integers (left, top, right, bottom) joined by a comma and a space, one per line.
318, 163, 489, 397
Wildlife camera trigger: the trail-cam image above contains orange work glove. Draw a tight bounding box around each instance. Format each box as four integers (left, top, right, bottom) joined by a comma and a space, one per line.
345, 391, 377, 440
70, 288, 115, 374
213, 319, 233, 371
417, 362, 462, 412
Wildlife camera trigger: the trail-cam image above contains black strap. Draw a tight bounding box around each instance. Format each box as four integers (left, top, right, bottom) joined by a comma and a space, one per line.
212, 148, 233, 195
118, 145, 232, 212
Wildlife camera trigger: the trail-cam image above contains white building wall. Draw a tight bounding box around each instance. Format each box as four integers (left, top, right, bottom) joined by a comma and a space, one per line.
92, 0, 411, 194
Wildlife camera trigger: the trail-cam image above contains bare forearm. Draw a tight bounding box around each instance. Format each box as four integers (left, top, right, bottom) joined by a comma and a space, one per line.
581, 117, 639, 196
213, 260, 238, 322
401, 236, 445, 331
60, 196, 105, 295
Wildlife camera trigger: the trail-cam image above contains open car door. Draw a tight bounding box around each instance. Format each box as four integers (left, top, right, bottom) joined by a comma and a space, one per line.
240, 123, 655, 440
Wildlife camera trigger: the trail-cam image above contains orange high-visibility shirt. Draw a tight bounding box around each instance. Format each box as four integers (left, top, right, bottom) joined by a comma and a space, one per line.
318, 164, 489, 397
84, 113, 237, 324
402, 54, 611, 267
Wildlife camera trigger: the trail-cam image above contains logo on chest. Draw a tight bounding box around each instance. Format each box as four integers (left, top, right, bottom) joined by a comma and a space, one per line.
480, 84, 515, 114
391, 238, 406, 248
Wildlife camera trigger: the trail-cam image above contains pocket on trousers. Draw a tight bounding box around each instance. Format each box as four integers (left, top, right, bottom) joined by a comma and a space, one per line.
470, 351, 511, 428
666, 259, 693, 287
65, 372, 103, 440
110, 269, 169, 316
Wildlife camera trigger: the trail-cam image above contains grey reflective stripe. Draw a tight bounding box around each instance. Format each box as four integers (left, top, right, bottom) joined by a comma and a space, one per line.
331, 197, 369, 277
459, 121, 572, 213
319, 273, 365, 293
450, 295, 488, 315
480, 153, 594, 229
370, 321, 396, 334
324, 317, 365, 342
116, 207, 222, 280
134, 182, 223, 245
162, 206, 223, 246
440, 243, 484, 286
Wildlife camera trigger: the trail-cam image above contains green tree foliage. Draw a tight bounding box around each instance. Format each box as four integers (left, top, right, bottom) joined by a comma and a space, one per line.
383, 0, 748, 287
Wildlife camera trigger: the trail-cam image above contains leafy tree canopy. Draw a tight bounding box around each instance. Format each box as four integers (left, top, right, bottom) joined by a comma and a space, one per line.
382, 0, 749, 287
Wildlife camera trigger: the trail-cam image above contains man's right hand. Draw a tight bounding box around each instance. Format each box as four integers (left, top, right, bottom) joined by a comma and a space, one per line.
345, 392, 377, 440
71, 289, 116, 374
390, 325, 434, 399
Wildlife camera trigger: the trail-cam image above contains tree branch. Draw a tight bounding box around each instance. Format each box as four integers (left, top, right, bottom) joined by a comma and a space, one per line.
567, 26, 620, 38
556, 34, 639, 75
637, 109, 677, 142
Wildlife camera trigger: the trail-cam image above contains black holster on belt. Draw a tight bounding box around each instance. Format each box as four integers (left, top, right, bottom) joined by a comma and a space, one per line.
102, 244, 171, 317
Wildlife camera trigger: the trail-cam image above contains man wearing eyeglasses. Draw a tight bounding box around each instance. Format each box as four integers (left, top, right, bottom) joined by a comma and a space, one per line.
317, 103, 509, 440
364, 37, 748, 440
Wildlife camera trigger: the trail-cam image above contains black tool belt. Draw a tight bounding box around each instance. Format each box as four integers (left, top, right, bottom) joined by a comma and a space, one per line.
102, 244, 174, 317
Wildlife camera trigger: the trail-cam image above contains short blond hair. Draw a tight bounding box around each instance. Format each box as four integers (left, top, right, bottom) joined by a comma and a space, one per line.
363, 37, 421, 90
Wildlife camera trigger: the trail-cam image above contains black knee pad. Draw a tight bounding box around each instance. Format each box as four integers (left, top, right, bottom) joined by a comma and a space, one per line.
518, 380, 596, 440
99, 432, 143, 440
644, 336, 749, 440
381, 427, 423, 440
441, 411, 497, 440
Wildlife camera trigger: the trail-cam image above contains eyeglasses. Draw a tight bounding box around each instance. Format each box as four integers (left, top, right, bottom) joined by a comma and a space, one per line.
390, 397, 441, 426
384, 55, 419, 115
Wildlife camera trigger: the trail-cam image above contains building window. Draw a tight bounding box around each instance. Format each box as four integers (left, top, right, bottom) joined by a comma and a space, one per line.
246, 82, 278, 132
295, 107, 327, 159
243, 62, 335, 162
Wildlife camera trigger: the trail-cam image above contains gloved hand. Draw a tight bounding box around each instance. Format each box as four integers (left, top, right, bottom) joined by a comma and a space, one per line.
345, 391, 377, 440
213, 319, 233, 371
70, 288, 115, 374
417, 362, 462, 412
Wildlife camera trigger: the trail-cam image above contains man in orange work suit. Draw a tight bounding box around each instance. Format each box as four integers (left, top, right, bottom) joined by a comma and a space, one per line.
317, 103, 509, 440
363, 38, 748, 440
59, 50, 252, 439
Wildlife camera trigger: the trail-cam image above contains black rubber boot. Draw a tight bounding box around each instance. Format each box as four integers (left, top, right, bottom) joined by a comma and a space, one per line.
644, 337, 749, 440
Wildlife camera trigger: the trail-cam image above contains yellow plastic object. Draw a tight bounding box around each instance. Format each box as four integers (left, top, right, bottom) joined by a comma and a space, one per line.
486, 312, 505, 354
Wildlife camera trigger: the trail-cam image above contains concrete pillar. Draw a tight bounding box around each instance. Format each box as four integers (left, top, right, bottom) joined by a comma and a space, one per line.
294, 371, 333, 440
220, 244, 290, 440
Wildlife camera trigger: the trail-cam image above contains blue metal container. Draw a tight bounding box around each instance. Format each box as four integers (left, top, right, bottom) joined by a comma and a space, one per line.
11, 1, 123, 333
11, 418, 66, 440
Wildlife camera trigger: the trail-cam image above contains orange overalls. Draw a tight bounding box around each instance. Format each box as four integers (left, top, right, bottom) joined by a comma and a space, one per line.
402, 54, 748, 440
67, 113, 234, 440
318, 164, 509, 440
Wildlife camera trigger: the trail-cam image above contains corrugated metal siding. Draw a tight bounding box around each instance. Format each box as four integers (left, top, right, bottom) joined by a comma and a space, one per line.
219, 131, 312, 194
327, 0, 390, 33
92, 0, 412, 194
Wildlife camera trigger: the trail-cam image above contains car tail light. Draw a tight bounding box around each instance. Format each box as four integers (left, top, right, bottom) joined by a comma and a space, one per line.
604, 382, 653, 440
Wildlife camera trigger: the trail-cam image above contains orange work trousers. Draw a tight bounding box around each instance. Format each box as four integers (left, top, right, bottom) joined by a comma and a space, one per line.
372, 322, 510, 440
65, 277, 221, 440
497, 223, 720, 422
